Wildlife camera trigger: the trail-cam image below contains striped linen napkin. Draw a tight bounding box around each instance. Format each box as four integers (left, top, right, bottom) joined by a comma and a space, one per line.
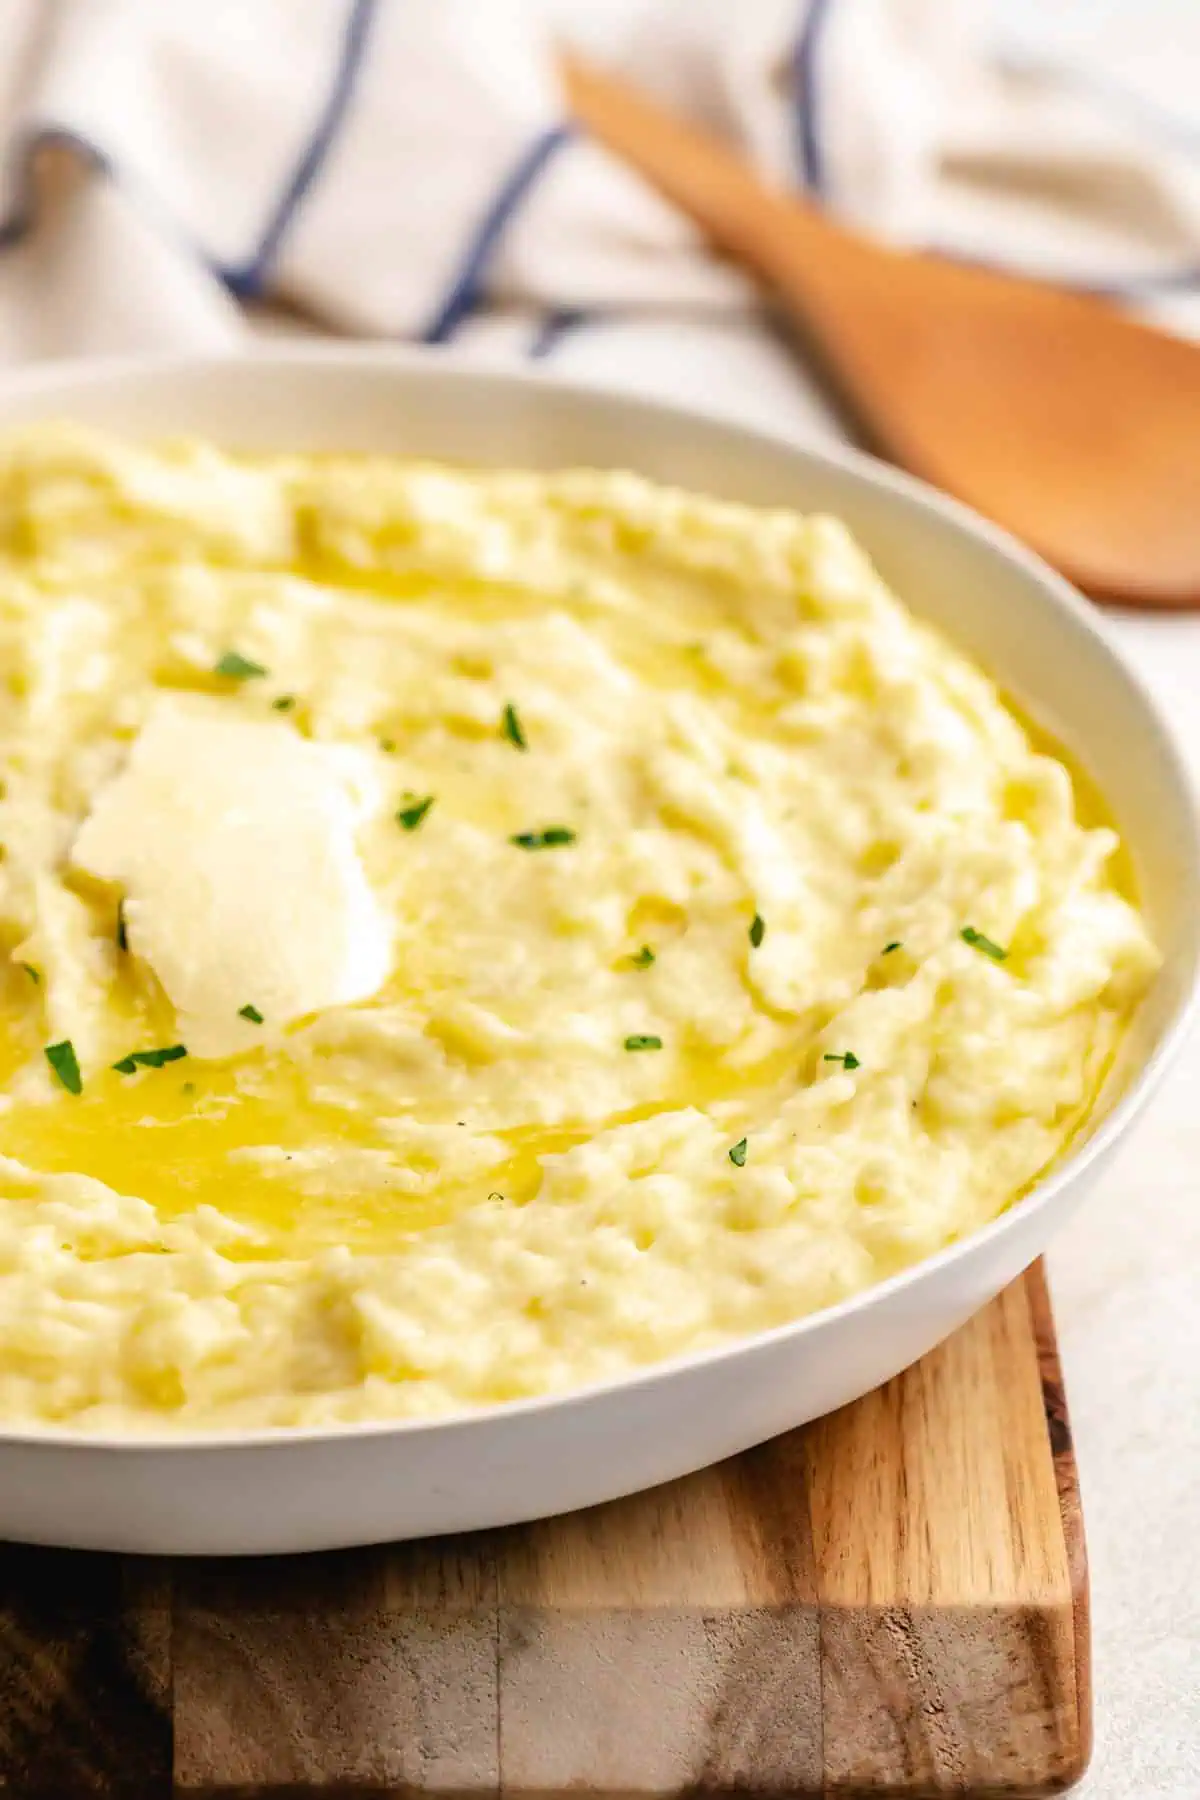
0, 0, 1196, 367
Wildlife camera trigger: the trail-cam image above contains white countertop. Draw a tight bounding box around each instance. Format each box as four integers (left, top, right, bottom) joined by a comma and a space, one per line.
458, 308, 1200, 1797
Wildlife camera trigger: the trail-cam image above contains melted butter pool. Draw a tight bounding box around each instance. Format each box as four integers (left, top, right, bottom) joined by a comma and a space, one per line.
0, 946, 813, 1261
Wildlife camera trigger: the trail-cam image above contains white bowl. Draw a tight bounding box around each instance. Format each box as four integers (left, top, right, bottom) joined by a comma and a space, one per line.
0, 347, 1195, 1555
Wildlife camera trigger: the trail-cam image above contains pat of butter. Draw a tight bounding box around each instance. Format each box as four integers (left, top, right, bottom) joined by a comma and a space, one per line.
72, 698, 392, 1058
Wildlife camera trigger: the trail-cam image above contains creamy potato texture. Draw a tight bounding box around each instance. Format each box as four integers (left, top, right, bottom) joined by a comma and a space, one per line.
0, 426, 1158, 1430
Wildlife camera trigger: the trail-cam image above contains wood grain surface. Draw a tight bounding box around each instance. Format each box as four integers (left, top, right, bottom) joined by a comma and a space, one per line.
0, 1262, 1089, 1798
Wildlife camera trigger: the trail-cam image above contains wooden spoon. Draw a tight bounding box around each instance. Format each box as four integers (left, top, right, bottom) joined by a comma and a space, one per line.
562, 54, 1200, 609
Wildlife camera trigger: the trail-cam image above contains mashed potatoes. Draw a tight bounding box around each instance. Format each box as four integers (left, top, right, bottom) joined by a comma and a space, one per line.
0, 426, 1158, 1431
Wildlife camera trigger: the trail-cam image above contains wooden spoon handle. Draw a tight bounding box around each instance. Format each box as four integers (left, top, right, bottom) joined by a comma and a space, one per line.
559, 54, 883, 326
563, 55, 1200, 612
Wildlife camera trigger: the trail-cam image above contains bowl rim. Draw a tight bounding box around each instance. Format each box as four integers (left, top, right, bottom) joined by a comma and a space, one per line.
1, 342, 1196, 1452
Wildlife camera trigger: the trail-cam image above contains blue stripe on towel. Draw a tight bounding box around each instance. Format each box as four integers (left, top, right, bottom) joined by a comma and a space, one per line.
224, 0, 378, 297
528, 306, 593, 359
792, 0, 832, 197
421, 125, 574, 344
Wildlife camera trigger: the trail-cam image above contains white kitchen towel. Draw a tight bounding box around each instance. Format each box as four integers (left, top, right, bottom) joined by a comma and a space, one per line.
0, 0, 1197, 367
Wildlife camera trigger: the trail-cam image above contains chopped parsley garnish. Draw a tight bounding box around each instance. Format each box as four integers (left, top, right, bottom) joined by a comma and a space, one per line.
631, 945, 656, 968
501, 702, 527, 751
396, 794, 435, 832
239, 1004, 264, 1024
624, 1034, 663, 1051
882, 940, 902, 955
749, 913, 765, 949
510, 827, 576, 850
961, 926, 1008, 962
113, 1044, 188, 1075
45, 1039, 82, 1095
20, 962, 39, 983
271, 694, 296, 712
116, 900, 128, 952
728, 1137, 748, 1167
824, 1051, 861, 1070
214, 649, 268, 681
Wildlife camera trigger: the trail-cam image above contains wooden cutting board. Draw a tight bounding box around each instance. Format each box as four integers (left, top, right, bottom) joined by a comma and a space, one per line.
0, 1261, 1088, 1798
